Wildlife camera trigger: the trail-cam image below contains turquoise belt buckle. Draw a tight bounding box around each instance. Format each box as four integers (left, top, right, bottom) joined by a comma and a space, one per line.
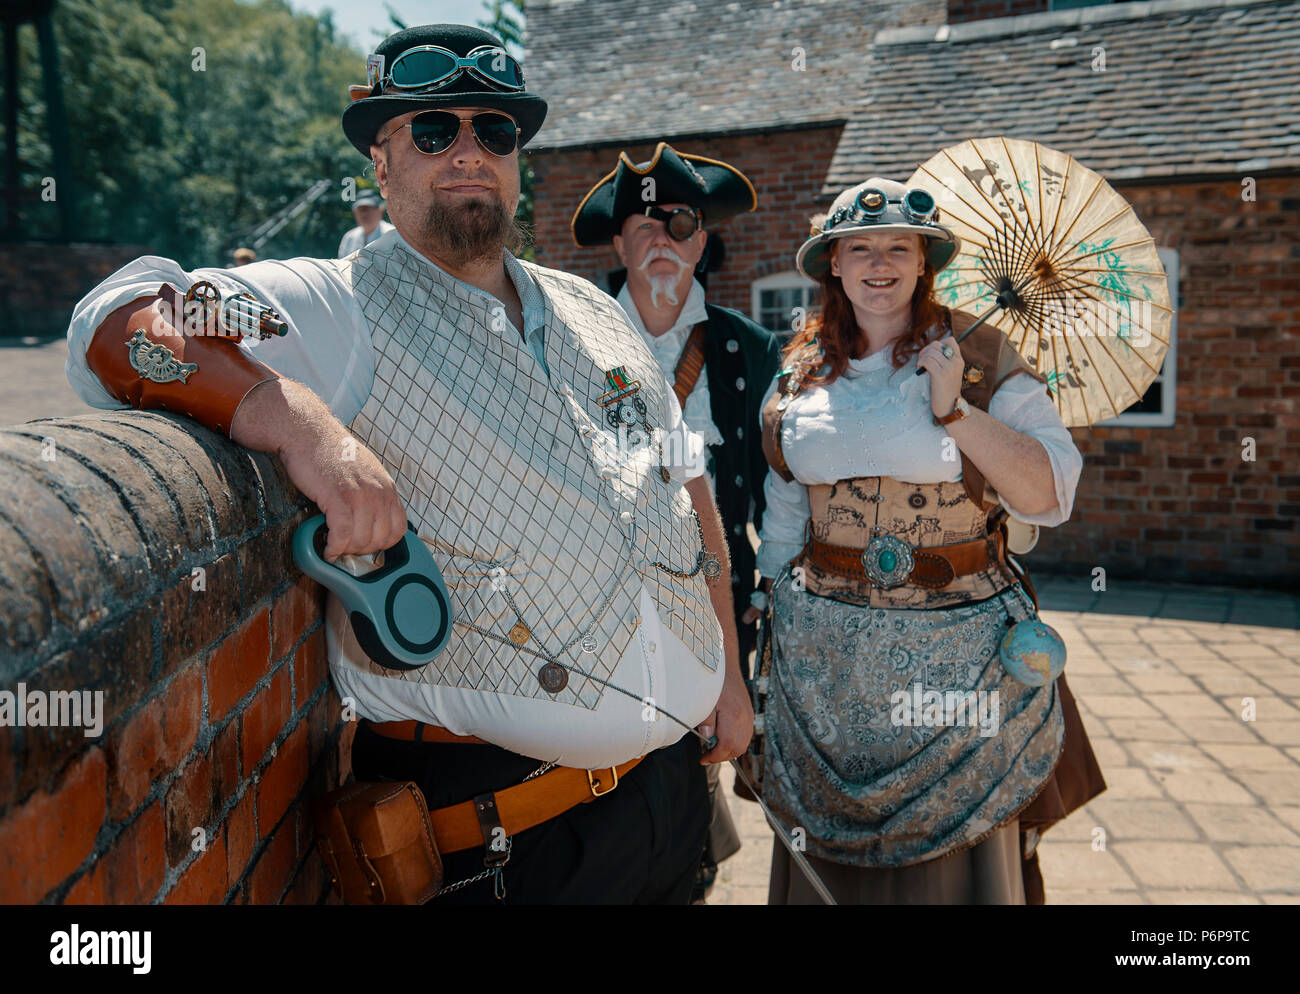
292, 514, 453, 671
861, 534, 915, 588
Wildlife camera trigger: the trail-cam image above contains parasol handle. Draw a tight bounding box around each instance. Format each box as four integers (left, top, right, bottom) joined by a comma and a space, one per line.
914, 272, 1035, 376
913, 299, 1003, 376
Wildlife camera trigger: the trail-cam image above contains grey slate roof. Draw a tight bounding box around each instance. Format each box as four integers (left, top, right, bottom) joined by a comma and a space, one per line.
524, 0, 946, 150
824, 0, 1300, 195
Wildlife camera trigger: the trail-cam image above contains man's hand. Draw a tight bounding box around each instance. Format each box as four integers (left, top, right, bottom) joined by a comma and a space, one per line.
740, 575, 774, 625
232, 378, 407, 560
697, 657, 754, 764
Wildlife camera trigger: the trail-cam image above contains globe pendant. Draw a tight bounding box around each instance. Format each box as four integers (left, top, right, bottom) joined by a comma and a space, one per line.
999, 619, 1067, 686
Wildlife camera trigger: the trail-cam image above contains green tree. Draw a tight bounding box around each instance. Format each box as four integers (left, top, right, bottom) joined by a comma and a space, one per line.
478, 0, 532, 259
13, 0, 373, 265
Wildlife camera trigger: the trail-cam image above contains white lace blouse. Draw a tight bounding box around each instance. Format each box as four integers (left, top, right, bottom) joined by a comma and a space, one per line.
754, 338, 1083, 579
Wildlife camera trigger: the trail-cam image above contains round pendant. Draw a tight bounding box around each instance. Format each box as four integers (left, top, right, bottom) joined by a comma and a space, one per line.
580, 633, 599, 653
702, 554, 722, 579
659, 467, 671, 483
508, 621, 531, 645
619, 403, 638, 425
861, 534, 915, 589
537, 662, 568, 694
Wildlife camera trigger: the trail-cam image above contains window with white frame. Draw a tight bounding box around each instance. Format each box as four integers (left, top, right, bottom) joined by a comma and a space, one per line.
751, 270, 819, 343
1095, 245, 1178, 428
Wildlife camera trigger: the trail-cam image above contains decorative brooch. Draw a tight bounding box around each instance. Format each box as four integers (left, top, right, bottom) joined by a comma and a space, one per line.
126, 329, 198, 384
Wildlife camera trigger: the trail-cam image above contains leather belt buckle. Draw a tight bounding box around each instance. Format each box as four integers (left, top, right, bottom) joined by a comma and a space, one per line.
586, 766, 619, 798
861, 534, 916, 589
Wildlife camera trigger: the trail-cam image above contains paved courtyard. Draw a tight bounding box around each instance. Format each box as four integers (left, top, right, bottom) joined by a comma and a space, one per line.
6, 337, 1297, 905
709, 575, 1300, 905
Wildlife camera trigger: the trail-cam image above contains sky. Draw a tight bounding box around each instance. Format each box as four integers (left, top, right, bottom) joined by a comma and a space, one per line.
289, 0, 498, 52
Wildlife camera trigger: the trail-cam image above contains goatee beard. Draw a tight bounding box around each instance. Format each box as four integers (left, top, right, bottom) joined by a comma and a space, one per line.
647, 273, 681, 308
422, 192, 525, 267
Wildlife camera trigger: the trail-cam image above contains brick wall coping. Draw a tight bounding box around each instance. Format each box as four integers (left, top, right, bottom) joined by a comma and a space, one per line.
0, 412, 308, 681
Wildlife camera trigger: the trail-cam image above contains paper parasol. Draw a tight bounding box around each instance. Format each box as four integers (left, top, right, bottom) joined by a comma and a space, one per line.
908, 137, 1173, 427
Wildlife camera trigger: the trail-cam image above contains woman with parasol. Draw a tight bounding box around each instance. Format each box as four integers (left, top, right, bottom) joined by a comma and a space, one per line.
749, 170, 1093, 904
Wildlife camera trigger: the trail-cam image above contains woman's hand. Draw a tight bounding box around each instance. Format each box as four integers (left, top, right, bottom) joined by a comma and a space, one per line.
917, 333, 965, 419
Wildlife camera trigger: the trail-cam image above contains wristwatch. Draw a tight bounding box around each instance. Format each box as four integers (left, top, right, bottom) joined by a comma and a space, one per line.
934, 396, 971, 426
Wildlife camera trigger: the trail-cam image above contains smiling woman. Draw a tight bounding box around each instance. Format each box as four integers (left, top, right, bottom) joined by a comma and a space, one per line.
749, 176, 1103, 906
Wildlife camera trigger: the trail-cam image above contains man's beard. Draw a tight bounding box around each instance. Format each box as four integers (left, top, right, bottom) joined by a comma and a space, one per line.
419, 189, 529, 267
637, 245, 692, 307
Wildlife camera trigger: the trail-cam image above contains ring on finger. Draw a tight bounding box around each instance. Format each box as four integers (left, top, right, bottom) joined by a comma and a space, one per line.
941, 345, 955, 359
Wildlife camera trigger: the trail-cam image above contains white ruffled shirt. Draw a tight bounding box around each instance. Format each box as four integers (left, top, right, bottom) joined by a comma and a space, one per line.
754, 337, 1083, 578
616, 279, 725, 461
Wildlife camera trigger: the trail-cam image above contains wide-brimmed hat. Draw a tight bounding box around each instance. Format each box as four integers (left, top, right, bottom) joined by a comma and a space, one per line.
796, 177, 960, 280
571, 142, 756, 246
341, 24, 548, 158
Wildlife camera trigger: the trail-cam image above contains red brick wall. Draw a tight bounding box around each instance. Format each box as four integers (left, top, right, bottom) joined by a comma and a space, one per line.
532, 142, 1299, 586
948, 0, 1048, 23
528, 125, 844, 314
0, 244, 152, 338
1034, 175, 1299, 586
0, 412, 347, 903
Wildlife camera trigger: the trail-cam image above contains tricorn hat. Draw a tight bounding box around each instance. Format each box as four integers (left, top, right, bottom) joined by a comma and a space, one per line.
342, 24, 548, 158
796, 177, 961, 280
571, 142, 757, 246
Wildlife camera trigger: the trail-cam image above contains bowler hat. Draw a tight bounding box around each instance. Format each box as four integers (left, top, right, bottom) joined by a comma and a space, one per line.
342, 24, 547, 157
797, 177, 960, 280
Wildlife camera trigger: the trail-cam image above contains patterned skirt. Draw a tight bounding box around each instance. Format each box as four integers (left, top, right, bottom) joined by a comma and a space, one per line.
762, 565, 1064, 871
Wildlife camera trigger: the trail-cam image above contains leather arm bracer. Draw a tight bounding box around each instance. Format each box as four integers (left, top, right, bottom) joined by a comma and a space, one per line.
84, 282, 281, 437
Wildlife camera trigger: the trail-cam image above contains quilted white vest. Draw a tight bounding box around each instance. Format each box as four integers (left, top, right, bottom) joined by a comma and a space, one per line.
346, 240, 722, 710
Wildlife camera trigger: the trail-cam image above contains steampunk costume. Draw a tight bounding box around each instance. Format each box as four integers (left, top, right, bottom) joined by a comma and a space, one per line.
65, 24, 730, 904
756, 178, 1104, 904
572, 143, 782, 896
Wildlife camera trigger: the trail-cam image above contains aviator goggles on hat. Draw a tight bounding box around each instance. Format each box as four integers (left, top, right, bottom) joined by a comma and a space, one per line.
377, 110, 521, 157
824, 186, 939, 233
641, 205, 703, 241
369, 44, 525, 93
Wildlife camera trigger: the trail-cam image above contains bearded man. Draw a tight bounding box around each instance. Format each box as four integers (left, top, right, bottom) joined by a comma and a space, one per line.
571, 144, 782, 900
64, 23, 752, 905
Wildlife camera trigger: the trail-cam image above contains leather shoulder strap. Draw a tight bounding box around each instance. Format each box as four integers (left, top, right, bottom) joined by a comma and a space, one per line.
759, 342, 821, 483
671, 321, 708, 409
945, 308, 1047, 513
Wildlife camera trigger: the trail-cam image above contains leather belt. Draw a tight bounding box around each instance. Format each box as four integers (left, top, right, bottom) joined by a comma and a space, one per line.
363, 720, 643, 855
368, 719, 489, 746
808, 531, 1003, 590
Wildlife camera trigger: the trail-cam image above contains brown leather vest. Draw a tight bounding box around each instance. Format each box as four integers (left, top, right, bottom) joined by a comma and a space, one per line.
762, 309, 1050, 609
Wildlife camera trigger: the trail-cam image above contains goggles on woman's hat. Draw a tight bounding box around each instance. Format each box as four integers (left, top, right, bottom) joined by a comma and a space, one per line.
796, 177, 961, 281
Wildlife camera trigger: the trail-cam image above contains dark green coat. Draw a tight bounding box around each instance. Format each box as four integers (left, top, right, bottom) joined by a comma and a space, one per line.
698, 304, 782, 665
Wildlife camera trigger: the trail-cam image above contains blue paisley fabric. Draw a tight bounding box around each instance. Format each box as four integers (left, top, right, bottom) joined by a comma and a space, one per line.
763, 565, 1064, 868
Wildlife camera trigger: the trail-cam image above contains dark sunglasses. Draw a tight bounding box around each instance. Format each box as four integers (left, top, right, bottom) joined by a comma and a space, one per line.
373, 45, 525, 93
379, 111, 521, 157
642, 206, 703, 241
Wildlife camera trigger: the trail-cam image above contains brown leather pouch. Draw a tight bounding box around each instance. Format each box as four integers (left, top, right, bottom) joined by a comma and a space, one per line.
312, 780, 443, 905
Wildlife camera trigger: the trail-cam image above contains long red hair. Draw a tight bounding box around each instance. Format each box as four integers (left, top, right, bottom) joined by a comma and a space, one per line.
784, 236, 947, 385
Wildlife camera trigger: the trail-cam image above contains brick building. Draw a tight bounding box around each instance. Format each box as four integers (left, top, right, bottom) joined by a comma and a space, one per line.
524, 0, 1300, 587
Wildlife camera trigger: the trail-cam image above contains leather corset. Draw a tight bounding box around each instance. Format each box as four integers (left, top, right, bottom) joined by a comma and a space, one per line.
795, 475, 1019, 609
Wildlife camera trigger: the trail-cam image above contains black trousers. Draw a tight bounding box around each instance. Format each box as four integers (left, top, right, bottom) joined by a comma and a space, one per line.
350, 720, 710, 905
